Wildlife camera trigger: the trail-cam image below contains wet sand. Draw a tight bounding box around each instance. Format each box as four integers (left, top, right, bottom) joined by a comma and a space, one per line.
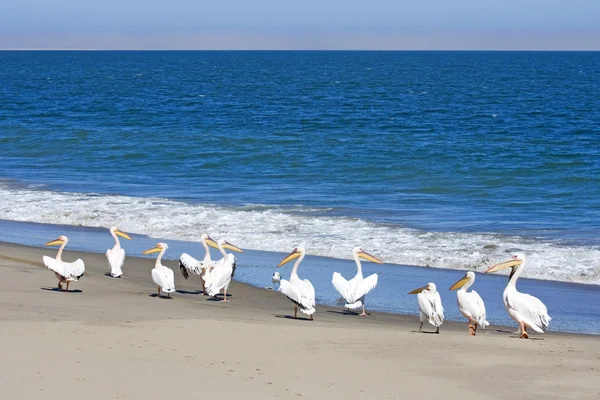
0, 241, 598, 399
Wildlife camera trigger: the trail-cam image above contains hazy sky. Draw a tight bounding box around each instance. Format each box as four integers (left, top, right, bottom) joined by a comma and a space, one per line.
1, 0, 599, 49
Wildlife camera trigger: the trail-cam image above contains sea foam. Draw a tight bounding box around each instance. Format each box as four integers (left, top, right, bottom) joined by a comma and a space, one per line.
1, 182, 598, 285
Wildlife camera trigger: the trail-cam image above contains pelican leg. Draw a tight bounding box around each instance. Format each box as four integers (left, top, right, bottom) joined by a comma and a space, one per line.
519, 322, 529, 339
66, 282, 70, 291
294, 306, 298, 319
435, 326, 440, 334
468, 318, 476, 336
309, 314, 314, 321
360, 304, 367, 317
221, 288, 229, 302
418, 322, 423, 333
57, 281, 63, 291
157, 287, 161, 298
474, 322, 478, 335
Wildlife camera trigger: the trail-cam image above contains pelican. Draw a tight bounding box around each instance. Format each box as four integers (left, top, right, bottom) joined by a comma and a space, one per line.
179, 233, 216, 294
42, 235, 85, 291
203, 238, 243, 301
485, 253, 551, 339
449, 271, 490, 336
105, 227, 132, 278
332, 247, 383, 316
142, 243, 175, 298
408, 282, 444, 333
272, 271, 281, 287
276, 247, 316, 319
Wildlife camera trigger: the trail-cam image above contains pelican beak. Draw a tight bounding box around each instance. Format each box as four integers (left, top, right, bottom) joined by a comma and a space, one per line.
205, 236, 219, 250
277, 249, 301, 267
223, 241, 243, 253
142, 245, 162, 255
408, 285, 428, 294
485, 258, 522, 274
45, 238, 64, 246
115, 230, 132, 240
358, 249, 383, 264
449, 275, 470, 291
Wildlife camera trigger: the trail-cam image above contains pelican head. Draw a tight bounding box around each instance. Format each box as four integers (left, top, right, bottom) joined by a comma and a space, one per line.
277, 246, 305, 267
408, 282, 436, 294
485, 253, 525, 274
143, 242, 168, 255
353, 246, 384, 264
449, 271, 475, 291
110, 226, 132, 240
45, 235, 68, 246
207, 238, 243, 253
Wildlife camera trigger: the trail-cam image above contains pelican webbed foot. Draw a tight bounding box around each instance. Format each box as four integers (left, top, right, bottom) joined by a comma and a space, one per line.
469, 324, 476, 336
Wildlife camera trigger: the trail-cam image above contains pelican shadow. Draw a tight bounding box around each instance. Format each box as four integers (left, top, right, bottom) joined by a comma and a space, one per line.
40, 287, 82, 293
148, 293, 173, 299
274, 315, 313, 321
326, 309, 363, 316
176, 290, 203, 295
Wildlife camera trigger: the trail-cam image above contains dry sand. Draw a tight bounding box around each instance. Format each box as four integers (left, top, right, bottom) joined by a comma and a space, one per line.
0, 241, 598, 399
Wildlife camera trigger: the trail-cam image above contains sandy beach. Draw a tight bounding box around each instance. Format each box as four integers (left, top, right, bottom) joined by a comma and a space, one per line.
0, 241, 598, 400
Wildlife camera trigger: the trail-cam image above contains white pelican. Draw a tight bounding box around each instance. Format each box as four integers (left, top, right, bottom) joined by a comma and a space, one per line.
105, 226, 132, 278
276, 247, 316, 319
179, 233, 216, 294
203, 238, 243, 301
408, 282, 444, 333
332, 247, 383, 316
272, 271, 281, 287
142, 243, 175, 298
42, 235, 85, 291
449, 271, 490, 336
485, 253, 551, 339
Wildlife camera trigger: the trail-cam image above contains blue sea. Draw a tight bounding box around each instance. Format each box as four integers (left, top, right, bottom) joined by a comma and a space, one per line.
0, 51, 599, 333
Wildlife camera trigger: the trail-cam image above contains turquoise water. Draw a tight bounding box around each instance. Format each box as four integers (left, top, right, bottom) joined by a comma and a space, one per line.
0, 51, 599, 285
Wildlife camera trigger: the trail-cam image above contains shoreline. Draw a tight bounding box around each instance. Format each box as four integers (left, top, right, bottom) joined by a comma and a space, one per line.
1, 218, 599, 288
0, 240, 594, 338
1, 241, 600, 399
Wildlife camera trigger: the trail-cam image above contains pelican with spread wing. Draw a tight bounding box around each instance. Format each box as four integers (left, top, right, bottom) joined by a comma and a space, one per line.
449, 271, 489, 335
106, 226, 132, 278
203, 238, 243, 301
277, 246, 316, 319
179, 233, 216, 294
143, 243, 175, 298
485, 253, 551, 338
332, 247, 383, 316
409, 282, 444, 333
42, 235, 85, 291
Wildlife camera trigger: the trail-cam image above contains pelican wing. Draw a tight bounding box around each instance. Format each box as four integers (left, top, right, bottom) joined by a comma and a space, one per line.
354, 273, 378, 301
457, 290, 489, 328
471, 290, 489, 328
152, 267, 175, 293
332, 272, 350, 299
418, 291, 444, 327
106, 248, 126, 277
279, 279, 316, 315
506, 291, 551, 332
43, 256, 85, 280
179, 253, 202, 280
204, 256, 234, 296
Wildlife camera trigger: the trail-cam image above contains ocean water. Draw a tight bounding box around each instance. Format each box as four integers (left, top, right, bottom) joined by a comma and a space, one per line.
0, 50, 599, 287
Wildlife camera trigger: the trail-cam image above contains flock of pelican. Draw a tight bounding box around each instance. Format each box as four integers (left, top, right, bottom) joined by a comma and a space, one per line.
41, 228, 551, 339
